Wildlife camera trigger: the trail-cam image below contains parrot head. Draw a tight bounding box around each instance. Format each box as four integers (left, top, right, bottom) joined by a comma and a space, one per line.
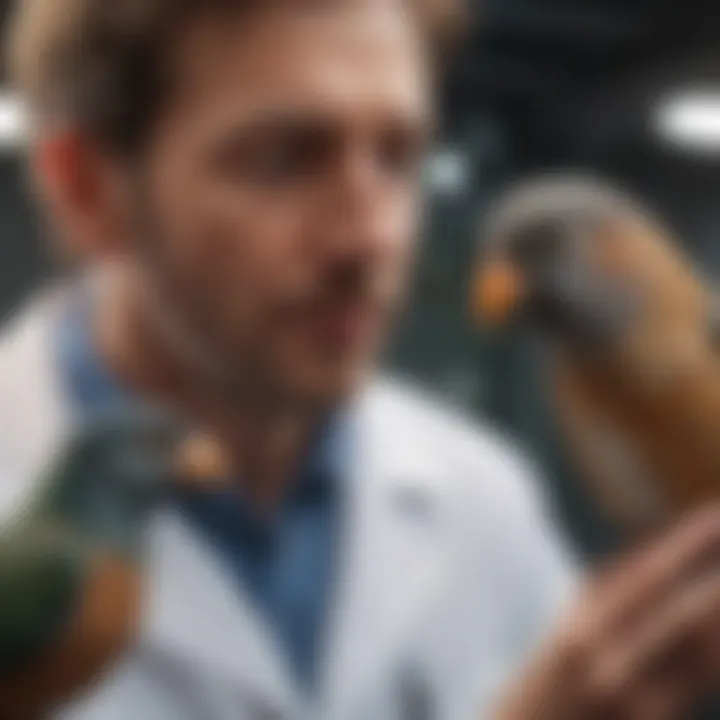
41, 409, 188, 555
472, 175, 659, 348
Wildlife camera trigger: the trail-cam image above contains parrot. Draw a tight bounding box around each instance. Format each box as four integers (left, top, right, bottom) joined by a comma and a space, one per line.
0, 411, 192, 719
472, 175, 720, 532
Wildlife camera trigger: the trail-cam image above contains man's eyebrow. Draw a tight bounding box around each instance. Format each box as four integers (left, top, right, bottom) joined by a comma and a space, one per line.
205, 108, 435, 164
216, 104, 432, 135
219, 109, 342, 137
205, 112, 339, 157
203, 112, 339, 170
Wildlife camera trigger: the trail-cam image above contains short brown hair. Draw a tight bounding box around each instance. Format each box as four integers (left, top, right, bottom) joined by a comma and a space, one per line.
8, 0, 464, 155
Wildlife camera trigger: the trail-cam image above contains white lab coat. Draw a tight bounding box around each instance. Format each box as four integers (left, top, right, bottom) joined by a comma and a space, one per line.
0, 292, 577, 720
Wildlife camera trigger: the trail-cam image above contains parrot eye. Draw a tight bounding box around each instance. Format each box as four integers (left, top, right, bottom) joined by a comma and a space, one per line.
509, 219, 567, 269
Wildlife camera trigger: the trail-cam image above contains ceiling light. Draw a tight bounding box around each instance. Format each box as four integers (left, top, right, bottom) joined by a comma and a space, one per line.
655, 89, 720, 153
425, 148, 469, 195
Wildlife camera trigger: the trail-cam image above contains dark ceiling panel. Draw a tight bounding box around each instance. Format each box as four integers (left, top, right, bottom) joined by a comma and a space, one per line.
443, 0, 720, 163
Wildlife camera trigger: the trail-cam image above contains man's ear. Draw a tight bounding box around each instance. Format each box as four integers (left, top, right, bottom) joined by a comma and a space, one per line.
31, 131, 128, 262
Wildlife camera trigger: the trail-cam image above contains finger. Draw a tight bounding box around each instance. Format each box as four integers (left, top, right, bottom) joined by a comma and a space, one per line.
629, 654, 717, 720
591, 506, 720, 632
630, 679, 698, 720
563, 508, 720, 654
590, 569, 720, 700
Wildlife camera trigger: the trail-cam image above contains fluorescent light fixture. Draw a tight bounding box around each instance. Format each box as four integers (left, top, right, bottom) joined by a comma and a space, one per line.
656, 89, 720, 152
0, 93, 27, 150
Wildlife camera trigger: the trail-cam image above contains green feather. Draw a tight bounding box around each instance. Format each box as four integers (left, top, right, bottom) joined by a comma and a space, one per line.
0, 413, 178, 671
0, 523, 88, 670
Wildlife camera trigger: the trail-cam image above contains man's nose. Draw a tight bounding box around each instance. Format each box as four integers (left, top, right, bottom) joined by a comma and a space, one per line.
320, 152, 410, 257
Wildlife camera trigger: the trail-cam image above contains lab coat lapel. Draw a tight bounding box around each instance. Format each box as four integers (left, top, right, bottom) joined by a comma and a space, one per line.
320, 386, 449, 719
144, 511, 302, 716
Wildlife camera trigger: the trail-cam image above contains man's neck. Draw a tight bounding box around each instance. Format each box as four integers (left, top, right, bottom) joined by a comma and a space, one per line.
90, 267, 317, 511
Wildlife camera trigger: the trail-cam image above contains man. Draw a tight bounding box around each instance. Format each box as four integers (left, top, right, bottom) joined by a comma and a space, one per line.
2, 1, 720, 719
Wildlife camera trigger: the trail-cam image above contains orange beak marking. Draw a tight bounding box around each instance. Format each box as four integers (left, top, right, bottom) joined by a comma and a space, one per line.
472, 260, 527, 327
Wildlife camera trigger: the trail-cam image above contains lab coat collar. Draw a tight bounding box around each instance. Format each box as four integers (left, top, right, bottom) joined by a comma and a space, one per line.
144, 385, 450, 719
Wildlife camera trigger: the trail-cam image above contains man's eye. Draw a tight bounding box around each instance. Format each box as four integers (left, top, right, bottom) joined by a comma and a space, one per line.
220, 147, 300, 184
220, 128, 333, 185
245, 145, 312, 181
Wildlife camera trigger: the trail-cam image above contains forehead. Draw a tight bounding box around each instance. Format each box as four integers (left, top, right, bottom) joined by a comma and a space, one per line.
163, 2, 432, 135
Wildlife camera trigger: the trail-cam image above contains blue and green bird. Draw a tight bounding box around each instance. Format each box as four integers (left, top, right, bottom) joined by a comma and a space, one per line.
0, 411, 183, 718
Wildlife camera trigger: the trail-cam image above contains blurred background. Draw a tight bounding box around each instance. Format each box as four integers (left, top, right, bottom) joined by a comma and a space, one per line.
1, 0, 720, 559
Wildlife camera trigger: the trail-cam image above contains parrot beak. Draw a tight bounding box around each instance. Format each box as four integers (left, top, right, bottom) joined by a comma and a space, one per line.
173, 432, 231, 489
473, 253, 635, 347
472, 259, 528, 328
472, 175, 643, 343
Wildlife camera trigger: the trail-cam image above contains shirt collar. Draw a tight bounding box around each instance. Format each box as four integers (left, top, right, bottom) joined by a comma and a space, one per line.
55, 286, 351, 504
56, 288, 133, 418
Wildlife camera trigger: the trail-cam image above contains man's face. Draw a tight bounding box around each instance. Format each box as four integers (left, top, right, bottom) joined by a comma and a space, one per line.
104, 4, 430, 407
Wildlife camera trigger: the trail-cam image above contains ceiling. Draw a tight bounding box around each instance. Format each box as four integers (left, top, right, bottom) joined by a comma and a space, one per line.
445, 0, 720, 166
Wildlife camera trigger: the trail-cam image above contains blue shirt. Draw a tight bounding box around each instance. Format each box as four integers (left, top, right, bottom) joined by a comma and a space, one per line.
55, 294, 347, 690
